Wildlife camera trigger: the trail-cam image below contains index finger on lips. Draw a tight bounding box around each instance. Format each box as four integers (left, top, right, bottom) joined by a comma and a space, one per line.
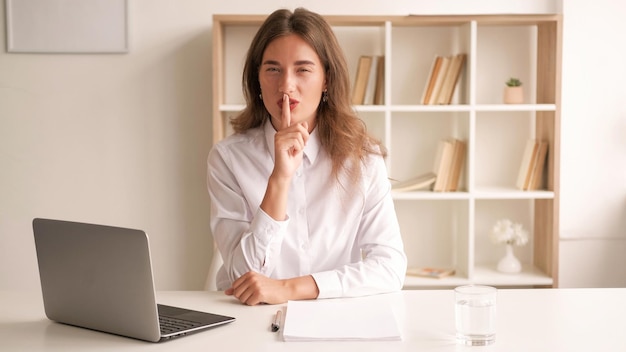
282, 94, 291, 129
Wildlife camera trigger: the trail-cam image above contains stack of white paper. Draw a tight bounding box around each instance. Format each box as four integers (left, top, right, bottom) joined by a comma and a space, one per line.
282, 296, 402, 342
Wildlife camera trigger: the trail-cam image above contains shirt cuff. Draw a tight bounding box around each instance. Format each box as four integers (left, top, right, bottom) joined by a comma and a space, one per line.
311, 271, 342, 299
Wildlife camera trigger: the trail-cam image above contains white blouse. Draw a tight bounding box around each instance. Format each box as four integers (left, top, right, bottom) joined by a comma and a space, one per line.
207, 120, 406, 298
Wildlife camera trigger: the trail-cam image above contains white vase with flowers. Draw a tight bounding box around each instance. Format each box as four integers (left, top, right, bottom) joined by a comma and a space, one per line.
490, 219, 528, 274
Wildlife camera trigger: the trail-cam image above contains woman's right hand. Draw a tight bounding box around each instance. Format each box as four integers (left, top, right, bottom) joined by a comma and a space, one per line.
260, 94, 309, 221
272, 94, 309, 180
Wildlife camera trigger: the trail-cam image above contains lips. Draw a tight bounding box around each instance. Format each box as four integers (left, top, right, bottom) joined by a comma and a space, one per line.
277, 97, 299, 111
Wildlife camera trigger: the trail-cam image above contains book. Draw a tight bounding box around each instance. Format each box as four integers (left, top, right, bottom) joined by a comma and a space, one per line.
362, 56, 381, 105
282, 296, 402, 341
436, 55, 457, 105
432, 139, 455, 192
373, 55, 385, 105
438, 53, 467, 104
421, 55, 443, 105
523, 140, 540, 190
446, 139, 466, 192
391, 172, 437, 192
516, 139, 538, 190
351, 55, 373, 105
529, 140, 548, 190
427, 56, 451, 105
406, 267, 456, 279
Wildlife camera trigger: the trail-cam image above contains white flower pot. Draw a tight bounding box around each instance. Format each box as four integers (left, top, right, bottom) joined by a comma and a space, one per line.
497, 244, 522, 273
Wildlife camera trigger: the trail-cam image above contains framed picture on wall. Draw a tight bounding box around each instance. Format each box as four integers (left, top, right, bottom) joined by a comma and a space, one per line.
5, 0, 129, 53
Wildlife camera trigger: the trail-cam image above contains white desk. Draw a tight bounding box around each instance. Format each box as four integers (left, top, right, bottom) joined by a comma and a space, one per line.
1, 288, 624, 351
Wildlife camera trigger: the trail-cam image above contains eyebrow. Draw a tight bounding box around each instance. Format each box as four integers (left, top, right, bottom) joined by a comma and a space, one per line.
262, 60, 317, 66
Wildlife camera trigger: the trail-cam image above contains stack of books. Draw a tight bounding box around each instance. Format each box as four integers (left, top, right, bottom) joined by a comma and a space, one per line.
516, 139, 549, 190
421, 53, 466, 105
351, 55, 385, 105
391, 138, 466, 192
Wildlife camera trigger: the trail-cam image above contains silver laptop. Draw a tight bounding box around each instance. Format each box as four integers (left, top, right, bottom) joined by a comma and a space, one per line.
32, 218, 235, 342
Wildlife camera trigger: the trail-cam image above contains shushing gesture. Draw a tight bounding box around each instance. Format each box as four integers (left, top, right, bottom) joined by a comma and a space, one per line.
272, 94, 309, 180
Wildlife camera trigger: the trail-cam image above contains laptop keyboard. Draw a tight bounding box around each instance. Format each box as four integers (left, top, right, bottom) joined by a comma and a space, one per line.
159, 315, 204, 335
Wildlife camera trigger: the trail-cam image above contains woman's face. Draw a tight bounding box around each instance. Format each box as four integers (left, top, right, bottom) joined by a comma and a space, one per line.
259, 34, 326, 131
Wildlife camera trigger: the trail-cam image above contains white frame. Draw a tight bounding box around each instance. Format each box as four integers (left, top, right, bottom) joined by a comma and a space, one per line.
5, 0, 129, 53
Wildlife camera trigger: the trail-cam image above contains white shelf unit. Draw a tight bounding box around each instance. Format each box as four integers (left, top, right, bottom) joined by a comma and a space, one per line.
212, 14, 561, 289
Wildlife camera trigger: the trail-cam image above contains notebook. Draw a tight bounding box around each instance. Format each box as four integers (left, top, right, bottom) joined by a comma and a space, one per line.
282, 295, 402, 342
32, 218, 235, 342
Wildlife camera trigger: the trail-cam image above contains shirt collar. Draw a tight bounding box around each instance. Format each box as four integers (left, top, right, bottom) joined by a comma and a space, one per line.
263, 119, 321, 165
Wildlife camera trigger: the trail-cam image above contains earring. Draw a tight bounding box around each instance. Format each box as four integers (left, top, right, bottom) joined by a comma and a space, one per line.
259, 93, 263, 101
322, 89, 328, 103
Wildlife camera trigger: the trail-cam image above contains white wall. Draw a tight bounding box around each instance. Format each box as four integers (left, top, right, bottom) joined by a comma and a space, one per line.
558, 0, 626, 287
1, 0, 623, 290
0, 0, 218, 290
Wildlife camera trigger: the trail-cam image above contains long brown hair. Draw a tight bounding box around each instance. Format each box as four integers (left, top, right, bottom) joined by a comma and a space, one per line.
231, 8, 385, 185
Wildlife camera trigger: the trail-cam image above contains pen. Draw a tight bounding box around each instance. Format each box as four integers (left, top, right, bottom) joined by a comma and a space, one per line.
271, 309, 282, 332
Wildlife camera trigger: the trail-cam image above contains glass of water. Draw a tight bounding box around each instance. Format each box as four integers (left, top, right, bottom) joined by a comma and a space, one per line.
454, 285, 497, 346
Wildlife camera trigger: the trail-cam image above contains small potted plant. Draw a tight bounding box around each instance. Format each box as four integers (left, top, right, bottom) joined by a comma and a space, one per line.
503, 77, 523, 104
490, 218, 528, 273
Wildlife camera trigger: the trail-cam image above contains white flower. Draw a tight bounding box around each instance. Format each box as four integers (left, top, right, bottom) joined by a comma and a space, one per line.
490, 219, 529, 246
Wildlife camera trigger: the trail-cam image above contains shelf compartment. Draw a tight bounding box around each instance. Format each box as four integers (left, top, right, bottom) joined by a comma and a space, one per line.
475, 24, 538, 105
221, 25, 259, 106
395, 199, 470, 283
474, 199, 535, 268
474, 111, 537, 190
387, 111, 469, 184
391, 24, 471, 106
395, 200, 467, 265
334, 26, 386, 104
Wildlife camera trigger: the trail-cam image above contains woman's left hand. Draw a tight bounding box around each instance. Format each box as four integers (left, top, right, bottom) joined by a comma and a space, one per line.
224, 271, 289, 305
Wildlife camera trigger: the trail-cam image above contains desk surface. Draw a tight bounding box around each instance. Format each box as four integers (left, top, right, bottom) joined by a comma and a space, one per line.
1, 288, 625, 351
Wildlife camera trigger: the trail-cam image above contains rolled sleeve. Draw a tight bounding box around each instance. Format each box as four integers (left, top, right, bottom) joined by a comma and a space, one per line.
247, 208, 289, 272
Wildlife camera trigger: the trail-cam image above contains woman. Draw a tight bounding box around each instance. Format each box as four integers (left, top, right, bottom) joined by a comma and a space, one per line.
207, 8, 406, 305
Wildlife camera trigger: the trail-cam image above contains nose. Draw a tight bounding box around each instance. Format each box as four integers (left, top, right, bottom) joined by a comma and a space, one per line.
278, 70, 295, 94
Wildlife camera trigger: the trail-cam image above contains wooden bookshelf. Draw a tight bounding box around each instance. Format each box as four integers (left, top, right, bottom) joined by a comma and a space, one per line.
211, 14, 561, 288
